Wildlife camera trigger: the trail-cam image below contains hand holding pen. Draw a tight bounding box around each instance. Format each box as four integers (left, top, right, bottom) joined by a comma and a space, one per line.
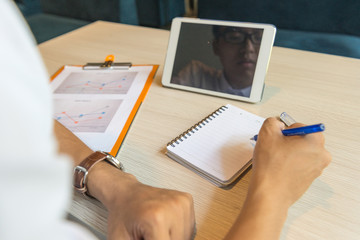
245, 116, 331, 239
251, 112, 325, 141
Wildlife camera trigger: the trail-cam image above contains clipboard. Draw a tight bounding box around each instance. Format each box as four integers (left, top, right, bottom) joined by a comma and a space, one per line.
50, 55, 159, 156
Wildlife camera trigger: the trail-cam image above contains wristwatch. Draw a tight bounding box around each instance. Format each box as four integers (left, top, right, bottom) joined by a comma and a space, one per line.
73, 151, 124, 196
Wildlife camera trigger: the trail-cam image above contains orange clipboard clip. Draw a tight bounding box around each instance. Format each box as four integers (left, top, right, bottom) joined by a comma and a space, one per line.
83, 54, 132, 70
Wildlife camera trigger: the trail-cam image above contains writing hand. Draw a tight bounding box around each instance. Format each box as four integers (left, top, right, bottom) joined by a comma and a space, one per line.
251, 117, 331, 207
225, 117, 331, 240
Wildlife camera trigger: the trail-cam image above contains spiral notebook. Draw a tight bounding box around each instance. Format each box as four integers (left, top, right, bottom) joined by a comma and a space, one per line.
166, 104, 264, 187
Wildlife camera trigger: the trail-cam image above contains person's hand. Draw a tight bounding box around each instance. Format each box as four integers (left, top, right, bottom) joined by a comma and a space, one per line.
250, 117, 332, 208
54, 120, 195, 240
85, 162, 195, 240
100, 170, 196, 240
224, 117, 331, 240
86, 163, 195, 240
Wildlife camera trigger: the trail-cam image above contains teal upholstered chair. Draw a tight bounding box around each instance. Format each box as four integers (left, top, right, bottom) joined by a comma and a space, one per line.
16, 0, 139, 44
16, 0, 185, 44
136, 0, 185, 27
197, 0, 360, 59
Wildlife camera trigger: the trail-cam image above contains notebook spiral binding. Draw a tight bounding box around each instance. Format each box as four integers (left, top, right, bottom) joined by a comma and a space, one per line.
167, 105, 229, 147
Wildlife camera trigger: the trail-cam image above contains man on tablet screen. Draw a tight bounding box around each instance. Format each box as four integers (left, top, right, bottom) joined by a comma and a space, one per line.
172, 26, 263, 97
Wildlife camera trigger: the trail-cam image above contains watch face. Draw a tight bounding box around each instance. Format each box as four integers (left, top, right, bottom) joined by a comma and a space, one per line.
101, 151, 124, 170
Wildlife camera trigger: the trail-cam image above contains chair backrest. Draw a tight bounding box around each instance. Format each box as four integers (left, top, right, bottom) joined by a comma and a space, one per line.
198, 0, 360, 37
136, 0, 185, 27
15, 0, 42, 16
40, 0, 139, 24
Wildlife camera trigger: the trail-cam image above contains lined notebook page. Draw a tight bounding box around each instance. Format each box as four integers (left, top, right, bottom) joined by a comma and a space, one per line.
166, 104, 264, 187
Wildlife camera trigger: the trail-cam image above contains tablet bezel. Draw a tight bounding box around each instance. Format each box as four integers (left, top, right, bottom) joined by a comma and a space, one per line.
161, 17, 276, 103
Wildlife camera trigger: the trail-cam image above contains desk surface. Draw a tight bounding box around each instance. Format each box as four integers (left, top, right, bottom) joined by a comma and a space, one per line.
39, 21, 360, 240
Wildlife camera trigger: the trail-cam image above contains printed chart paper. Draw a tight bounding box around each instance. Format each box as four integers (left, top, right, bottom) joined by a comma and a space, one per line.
50, 65, 157, 155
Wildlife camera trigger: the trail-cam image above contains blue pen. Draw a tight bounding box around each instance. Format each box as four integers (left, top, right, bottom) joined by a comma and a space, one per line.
251, 123, 325, 141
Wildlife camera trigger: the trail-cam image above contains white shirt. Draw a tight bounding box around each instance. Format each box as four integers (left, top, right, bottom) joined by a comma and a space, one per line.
0, 1, 97, 239
172, 60, 252, 97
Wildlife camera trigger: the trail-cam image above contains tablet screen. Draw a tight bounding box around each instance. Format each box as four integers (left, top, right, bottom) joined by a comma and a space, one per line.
170, 23, 263, 98
162, 18, 276, 103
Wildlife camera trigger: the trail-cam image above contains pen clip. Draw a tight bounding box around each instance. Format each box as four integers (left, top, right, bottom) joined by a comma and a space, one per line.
280, 112, 296, 127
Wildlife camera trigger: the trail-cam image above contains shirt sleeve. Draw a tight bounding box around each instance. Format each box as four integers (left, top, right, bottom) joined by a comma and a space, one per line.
0, 2, 97, 239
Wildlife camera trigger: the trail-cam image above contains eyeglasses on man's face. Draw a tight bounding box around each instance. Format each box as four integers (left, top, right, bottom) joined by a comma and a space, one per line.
221, 30, 263, 45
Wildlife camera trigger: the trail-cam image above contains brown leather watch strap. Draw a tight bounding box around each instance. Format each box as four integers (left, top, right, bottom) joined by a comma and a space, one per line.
73, 151, 122, 196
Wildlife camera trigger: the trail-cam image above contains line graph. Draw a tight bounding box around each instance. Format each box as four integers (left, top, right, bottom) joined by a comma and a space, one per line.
53, 99, 122, 132
54, 71, 138, 94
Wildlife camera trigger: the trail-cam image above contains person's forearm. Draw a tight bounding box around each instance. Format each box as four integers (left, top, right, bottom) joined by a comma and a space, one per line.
54, 120, 93, 166
53, 120, 139, 204
224, 180, 289, 240
86, 160, 139, 206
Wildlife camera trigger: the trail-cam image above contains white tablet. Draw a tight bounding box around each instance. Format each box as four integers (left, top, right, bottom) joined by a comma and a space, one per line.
162, 17, 276, 103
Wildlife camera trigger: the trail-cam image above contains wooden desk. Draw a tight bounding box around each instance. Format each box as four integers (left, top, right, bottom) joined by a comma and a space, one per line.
39, 21, 360, 240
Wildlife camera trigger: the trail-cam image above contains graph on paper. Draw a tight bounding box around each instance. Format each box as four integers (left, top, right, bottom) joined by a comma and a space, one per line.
54, 99, 122, 132
54, 71, 138, 94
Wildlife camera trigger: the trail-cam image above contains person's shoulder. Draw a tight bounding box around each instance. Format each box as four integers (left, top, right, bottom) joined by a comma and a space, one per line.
185, 60, 220, 77
187, 60, 210, 70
